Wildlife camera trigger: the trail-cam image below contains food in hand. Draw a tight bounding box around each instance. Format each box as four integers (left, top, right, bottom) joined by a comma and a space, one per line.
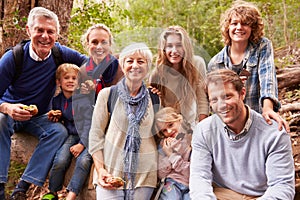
84, 80, 95, 91
105, 176, 125, 188
23, 105, 38, 116
48, 110, 62, 120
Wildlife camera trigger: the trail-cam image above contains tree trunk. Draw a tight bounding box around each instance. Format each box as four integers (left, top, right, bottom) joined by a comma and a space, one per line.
0, 0, 74, 56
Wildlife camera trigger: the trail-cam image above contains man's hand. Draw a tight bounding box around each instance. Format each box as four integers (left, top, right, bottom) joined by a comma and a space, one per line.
0, 102, 33, 121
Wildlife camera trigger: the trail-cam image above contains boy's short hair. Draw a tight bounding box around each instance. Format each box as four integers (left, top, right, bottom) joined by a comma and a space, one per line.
56, 63, 80, 80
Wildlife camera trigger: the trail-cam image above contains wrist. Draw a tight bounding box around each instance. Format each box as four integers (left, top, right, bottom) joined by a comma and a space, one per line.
262, 98, 274, 112
0, 103, 9, 114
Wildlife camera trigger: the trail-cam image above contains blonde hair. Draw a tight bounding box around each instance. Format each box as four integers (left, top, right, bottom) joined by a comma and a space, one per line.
220, 0, 264, 45
119, 43, 153, 69
56, 63, 80, 80
81, 23, 113, 52
155, 107, 183, 138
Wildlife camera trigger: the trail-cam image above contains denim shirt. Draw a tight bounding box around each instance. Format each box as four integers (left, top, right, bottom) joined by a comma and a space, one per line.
208, 37, 280, 113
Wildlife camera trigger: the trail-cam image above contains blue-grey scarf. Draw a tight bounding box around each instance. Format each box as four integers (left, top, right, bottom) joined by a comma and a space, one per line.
117, 78, 149, 192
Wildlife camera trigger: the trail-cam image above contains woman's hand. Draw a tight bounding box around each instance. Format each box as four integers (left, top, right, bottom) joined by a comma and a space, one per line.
148, 86, 162, 96
97, 168, 116, 189
80, 80, 95, 94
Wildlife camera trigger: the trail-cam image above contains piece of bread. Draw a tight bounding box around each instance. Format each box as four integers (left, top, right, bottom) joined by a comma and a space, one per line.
105, 177, 124, 188
23, 105, 38, 116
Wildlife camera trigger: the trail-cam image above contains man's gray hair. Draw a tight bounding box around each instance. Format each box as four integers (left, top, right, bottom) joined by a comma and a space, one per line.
27, 7, 60, 34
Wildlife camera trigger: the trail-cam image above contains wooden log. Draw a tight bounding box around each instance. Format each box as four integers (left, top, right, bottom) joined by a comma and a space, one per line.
279, 103, 300, 113
277, 65, 300, 89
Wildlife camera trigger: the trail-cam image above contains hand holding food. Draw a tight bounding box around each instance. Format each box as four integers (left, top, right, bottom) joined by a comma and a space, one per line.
22, 105, 38, 116
80, 80, 95, 94
47, 110, 62, 122
84, 80, 96, 91
105, 176, 125, 188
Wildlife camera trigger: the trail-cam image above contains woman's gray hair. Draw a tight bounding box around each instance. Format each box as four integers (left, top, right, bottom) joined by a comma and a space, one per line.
119, 43, 153, 69
27, 7, 60, 34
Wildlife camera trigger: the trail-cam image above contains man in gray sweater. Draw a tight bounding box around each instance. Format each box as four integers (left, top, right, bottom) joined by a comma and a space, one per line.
190, 69, 295, 200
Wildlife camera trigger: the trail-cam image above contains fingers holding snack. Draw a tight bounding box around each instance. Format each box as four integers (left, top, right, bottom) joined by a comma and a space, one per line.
85, 80, 96, 91
22, 105, 38, 116
105, 177, 125, 188
80, 80, 95, 94
48, 110, 62, 122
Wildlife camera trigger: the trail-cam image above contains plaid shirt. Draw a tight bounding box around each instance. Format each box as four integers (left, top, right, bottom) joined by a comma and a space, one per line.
208, 37, 280, 113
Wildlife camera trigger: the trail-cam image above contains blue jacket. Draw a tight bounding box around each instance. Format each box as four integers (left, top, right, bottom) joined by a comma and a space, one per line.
52, 92, 93, 148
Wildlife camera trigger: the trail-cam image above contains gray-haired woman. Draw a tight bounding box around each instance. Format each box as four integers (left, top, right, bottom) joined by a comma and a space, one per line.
89, 43, 159, 200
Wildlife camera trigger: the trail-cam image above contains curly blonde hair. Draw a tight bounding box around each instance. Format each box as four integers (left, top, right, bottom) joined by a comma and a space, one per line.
220, 0, 264, 45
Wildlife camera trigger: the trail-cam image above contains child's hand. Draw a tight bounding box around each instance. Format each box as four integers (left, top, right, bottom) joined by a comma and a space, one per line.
47, 110, 62, 122
161, 137, 176, 157
70, 143, 84, 158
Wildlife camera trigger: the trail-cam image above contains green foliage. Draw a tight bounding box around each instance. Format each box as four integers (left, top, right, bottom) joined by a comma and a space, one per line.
6, 161, 26, 196
67, 0, 300, 60
285, 87, 300, 100
67, 1, 129, 54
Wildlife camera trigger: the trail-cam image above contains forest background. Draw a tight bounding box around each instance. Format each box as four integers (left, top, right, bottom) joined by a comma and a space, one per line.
1, 0, 300, 68
1, 0, 300, 199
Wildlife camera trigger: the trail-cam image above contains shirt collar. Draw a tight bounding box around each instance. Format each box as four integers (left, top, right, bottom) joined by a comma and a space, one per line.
29, 43, 51, 61
224, 105, 252, 141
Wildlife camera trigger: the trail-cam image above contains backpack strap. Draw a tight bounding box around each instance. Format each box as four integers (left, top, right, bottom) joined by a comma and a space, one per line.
11, 40, 30, 84
148, 88, 160, 114
51, 44, 64, 68
10, 40, 63, 84
107, 85, 118, 114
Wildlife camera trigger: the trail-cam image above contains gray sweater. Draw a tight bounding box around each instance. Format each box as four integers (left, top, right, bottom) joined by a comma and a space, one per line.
190, 108, 295, 199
